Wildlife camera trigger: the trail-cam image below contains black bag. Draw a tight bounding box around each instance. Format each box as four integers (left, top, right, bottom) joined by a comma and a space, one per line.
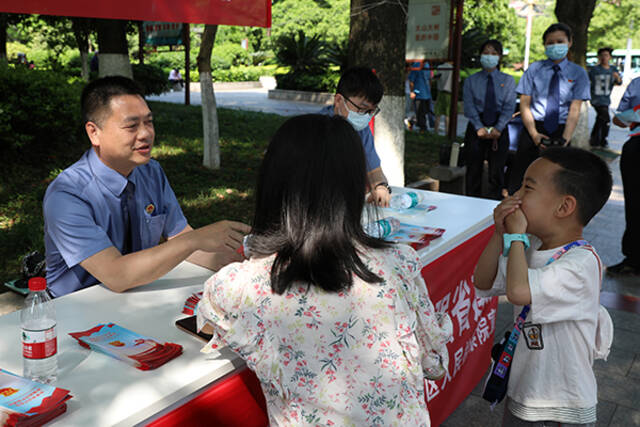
482, 331, 512, 406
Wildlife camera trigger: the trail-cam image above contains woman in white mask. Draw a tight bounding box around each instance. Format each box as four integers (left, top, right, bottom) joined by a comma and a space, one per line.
507, 22, 590, 194
462, 39, 516, 199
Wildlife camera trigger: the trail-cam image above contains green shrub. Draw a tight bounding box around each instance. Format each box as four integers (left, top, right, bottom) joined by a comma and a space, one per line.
132, 63, 170, 96
189, 65, 276, 83
212, 43, 252, 69
0, 65, 84, 163
275, 71, 339, 92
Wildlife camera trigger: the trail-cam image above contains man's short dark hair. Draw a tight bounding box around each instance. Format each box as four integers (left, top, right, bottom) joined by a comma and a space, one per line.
542, 23, 573, 44
540, 147, 612, 226
597, 47, 614, 56
81, 76, 145, 126
480, 39, 503, 56
336, 66, 384, 105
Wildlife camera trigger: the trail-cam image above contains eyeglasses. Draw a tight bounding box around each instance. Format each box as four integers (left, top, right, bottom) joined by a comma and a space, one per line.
342, 95, 381, 117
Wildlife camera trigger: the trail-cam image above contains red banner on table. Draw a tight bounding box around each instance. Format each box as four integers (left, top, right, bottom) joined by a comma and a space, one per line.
422, 226, 497, 426
0, 0, 271, 28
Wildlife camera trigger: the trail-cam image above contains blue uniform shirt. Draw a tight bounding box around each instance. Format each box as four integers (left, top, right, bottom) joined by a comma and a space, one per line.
318, 105, 381, 172
408, 65, 432, 101
516, 58, 590, 124
463, 69, 516, 132
43, 149, 188, 297
589, 65, 620, 106
617, 76, 640, 112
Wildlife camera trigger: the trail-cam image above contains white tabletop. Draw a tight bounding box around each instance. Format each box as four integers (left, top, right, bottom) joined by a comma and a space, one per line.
382, 187, 498, 265
0, 189, 497, 426
0, 262, 243, 427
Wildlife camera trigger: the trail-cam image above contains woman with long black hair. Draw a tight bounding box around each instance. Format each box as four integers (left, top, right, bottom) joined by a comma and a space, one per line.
197, 114, 451, 426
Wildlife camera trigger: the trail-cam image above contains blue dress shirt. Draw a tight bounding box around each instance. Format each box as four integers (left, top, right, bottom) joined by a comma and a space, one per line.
463, 69, 516, 132
408, 65, 432, 101
617, 76, 640, 112
516, 58, 590, 124
318, 105, 381, 172
43, 149, 188, 297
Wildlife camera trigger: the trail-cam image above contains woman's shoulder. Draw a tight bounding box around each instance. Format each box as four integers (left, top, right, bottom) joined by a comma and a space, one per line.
365, 244, 421, 278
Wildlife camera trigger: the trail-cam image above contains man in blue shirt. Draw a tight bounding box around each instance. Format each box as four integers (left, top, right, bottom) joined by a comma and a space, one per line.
44, 76, 250, 297
589, 47, 622, 148
463, 39, 516, 199
507, 23, 591, 194
608, 77, 640, 276
320, 66, 391, 207
409, 61, 435, 132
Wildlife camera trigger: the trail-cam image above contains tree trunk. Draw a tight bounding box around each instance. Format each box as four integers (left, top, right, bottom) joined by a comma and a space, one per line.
349, 0, 408, 186
197, 25, 220, 170
137, 21, 145, 65
0, 15, 7, 64
71, 18, 91, 81
555, 0, 596, 68
96, 19, 132, 78
555, 0, 596, 149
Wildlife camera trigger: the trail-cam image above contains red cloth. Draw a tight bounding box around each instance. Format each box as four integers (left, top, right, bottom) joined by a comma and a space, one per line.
146, 367, 268, 427
422, 226, 497, 426
0, 1, 271, 27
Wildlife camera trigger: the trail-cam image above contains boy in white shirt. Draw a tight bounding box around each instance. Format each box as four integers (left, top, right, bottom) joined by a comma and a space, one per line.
474, 147, 612, 426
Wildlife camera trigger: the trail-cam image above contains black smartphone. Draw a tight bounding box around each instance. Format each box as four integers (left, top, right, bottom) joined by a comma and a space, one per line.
175, 315, 213, 341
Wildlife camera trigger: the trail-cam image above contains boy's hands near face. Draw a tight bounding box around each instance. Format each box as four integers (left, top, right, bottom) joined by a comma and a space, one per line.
505, 207, 528, 234
494, 196, 522, 235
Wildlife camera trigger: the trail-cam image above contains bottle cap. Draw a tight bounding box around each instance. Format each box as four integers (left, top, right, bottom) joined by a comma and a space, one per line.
28, 277, 47, 291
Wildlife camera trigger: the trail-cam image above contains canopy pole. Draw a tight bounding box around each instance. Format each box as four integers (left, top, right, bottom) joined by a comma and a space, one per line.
184, 23, 190, 106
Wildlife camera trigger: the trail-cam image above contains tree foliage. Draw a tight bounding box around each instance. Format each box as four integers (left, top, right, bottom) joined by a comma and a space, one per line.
462, 0, 523, 64
588, 0, 640, 51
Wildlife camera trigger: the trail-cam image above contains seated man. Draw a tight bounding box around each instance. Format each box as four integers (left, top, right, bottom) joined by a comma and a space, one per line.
44, 76, 250, 297
320, 66, 391, 207
168, 68, 184, 91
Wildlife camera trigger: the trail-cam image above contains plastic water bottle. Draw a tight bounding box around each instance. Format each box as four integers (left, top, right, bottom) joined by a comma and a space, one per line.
21, 277, 57, 384
389, 191, 422, 209
365, 217, 401, 238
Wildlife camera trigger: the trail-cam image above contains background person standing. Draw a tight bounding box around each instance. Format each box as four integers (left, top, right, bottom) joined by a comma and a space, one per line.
463, 40, 516, 199
409, 61, 435, 132
589, 47, 622, 148
507, 23, 590, 194
608, 76, 640, 277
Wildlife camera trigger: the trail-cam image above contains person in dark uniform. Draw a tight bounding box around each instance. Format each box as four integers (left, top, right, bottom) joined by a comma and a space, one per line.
507, 23, 590, 194
463, 40, 516, 199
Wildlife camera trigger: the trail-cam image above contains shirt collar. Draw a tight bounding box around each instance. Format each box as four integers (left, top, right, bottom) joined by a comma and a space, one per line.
544, 57, 569, 71
87, 148, 136, 197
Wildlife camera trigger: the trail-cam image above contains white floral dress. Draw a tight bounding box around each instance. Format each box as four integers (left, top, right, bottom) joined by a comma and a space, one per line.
197, 244, 452, 427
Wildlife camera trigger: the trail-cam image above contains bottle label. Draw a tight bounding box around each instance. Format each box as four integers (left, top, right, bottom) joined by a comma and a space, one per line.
406, 192, 419, 208
22, 325, 57, 359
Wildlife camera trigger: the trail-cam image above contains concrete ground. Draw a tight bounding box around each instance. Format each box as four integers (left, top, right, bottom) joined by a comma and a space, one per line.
3, 84, 639, 426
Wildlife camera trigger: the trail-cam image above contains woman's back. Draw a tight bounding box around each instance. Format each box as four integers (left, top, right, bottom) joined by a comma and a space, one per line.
198, 244, 449, 426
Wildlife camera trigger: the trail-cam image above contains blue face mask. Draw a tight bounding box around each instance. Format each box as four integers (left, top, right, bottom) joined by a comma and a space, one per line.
480, 54, 500, 70
545, 43, 569, 61
343, 99, 372, 131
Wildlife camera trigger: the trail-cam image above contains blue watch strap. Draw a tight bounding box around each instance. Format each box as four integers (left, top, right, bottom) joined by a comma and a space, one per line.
503, 233, 531, 256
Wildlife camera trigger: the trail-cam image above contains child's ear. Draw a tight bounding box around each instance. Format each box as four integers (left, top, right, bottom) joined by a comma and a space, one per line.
556, 195, 577, 219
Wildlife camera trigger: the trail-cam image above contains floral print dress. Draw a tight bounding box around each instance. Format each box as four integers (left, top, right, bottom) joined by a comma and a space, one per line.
197, 244, 452, 427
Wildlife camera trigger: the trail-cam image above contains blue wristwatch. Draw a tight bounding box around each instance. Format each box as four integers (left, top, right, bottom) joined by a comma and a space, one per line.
503, 233, 530, 256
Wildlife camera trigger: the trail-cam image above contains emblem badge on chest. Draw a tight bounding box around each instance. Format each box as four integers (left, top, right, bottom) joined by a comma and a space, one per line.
523, 322, 544, 350
145, 204, 155, 214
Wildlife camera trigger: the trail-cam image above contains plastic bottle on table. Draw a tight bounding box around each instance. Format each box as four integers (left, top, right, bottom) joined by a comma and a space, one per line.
389, 191, 422, 209
364, 217, 401, 238
21, 277, 57, 384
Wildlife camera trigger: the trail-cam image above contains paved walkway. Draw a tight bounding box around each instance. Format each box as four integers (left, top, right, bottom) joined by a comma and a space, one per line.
3, 86, 639, 426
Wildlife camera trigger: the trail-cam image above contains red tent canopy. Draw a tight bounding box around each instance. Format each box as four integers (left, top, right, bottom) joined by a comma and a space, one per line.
0, 0, 271, 27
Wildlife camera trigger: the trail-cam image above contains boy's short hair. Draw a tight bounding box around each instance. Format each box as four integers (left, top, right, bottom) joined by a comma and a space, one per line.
540, 147, 612, 226
81, 76, 145, 126
542, 23, 573, 44
597, 47, 613, 56
336, 66, 384, 105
